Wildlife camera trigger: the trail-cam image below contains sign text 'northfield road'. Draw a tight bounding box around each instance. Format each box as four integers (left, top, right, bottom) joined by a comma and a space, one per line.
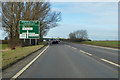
19, 20, 40, 39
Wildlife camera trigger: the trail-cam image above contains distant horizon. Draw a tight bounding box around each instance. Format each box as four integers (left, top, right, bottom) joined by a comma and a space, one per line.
45, 2, 118, 40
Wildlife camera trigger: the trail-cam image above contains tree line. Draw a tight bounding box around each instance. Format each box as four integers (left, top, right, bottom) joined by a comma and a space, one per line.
69, 30, 91, 42
1, 2, 61, 48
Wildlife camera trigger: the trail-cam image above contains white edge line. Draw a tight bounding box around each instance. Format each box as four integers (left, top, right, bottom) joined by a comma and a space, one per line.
11, 45, 49, 80
101, 58, 120, 67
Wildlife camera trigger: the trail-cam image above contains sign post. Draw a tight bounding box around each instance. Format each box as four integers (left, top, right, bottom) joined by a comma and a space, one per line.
24, 39, 25, 43
35, 39, 37, 45
19, 20, 40, 45
30, 39, 31, 45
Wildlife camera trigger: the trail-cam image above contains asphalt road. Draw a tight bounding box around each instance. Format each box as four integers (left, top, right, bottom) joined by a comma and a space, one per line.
16, 42, 118, 78
65, 42, 118, 64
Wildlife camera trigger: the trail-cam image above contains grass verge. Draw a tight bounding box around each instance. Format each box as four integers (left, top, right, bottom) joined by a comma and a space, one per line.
2, 41, 47, 69
0, 44, 8, 49
74, 41, 119, 49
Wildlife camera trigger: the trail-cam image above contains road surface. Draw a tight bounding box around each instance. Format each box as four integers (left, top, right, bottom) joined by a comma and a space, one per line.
18, 42, 118, 78
2, 42, 119, 79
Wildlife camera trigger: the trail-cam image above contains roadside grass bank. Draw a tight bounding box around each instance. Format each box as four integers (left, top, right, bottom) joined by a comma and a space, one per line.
72, 41, 119, 49
2, 41, 47, 70
0, 44, 8, 49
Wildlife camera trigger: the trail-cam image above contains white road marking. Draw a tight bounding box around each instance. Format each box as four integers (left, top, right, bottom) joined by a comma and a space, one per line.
101, 58, 120, 67
71, 47, 77, 50
65, 45, 77, 50
66, 45, 119, 68
66, 45, 92, 55
65, 45, 71, 47
66, 45, 120, 67
85, 52, 92, 56
80, 50, 92, 56
11, 45, 49, 80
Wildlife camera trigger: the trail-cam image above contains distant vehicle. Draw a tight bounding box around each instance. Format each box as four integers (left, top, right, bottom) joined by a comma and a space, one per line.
46, 39, 50, 41
43, 39, 50, 42
43, 39, 46, 41
50, 39, 60, 44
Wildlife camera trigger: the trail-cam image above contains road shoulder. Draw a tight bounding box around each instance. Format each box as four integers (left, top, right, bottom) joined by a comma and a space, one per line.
2, 45, 48, 78
81, 44, 119, 51
64, 41, 119, 51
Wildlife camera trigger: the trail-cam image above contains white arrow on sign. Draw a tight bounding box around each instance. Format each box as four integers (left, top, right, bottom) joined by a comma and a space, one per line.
27, 30, 28, 38
22, 27, 33, 30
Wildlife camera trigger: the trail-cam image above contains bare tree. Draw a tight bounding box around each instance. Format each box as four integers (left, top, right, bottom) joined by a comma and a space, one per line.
75, 30, 88, 39
69, 30, 88, 41
1, 2, 61, 48
69, 33, 76, 40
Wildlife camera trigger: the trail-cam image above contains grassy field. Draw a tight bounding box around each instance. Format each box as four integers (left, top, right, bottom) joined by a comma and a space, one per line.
2, 42, 47, 69
75, 41, 119, 49
0, 44, 8, 49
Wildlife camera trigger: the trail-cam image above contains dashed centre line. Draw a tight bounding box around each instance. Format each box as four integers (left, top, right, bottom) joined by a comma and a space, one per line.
71, 47, 77, 50
65, 45, 77, 50
80, 50, 92, 56
65, 44, 119, 68
65, 45, 71, 47
101, 59, 120, 67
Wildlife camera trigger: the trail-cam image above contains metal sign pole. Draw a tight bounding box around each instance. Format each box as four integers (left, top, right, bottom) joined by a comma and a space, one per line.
24, 39, 25, 46
24, 39, 25, 43
35, 39, 37, 45
30, 39, 31, 45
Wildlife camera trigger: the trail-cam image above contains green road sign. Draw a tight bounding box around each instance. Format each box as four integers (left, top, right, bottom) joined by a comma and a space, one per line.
19, 20, 40, 39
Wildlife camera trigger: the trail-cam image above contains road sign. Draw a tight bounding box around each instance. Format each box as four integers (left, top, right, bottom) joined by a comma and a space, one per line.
19, 20, 40, 39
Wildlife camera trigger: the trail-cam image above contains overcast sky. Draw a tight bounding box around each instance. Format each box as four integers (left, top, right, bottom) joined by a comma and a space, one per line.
45, 2, 118, 40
